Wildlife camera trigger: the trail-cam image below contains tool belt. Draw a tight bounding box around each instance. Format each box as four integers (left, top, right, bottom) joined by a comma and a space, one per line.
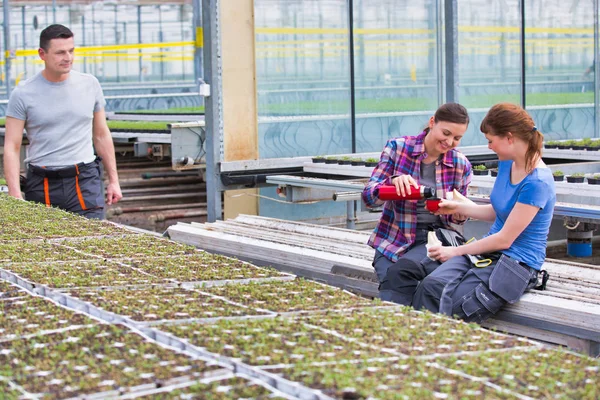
28, 158, 99, 179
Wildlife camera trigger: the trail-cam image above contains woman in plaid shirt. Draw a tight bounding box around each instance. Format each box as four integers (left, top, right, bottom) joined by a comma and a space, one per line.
362, 103, 472, 305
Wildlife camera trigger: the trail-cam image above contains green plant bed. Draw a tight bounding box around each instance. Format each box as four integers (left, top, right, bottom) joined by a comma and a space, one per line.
3, 261, 167, 288
59, 234, 197, 259
0, 196, 127, 240
137, 376, 280, 399
0, 324, 218, 398
0, 281, 26, 299
303, 308, 532, 356
0, 297, 95, 341
128, 253, 286, 282
259, 92, 595, 116
0, 380, 22, 400
159, 316, 385, 367
116, 106, 204, 115
274, 359, 516, 399
0, 240, 92, 264
106, 120, 170, 132
437, 347, 600, 399
204, 279, 384, 313
67, 287, 270, 321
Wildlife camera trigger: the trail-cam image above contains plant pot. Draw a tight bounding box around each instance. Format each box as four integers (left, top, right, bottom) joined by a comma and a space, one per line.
556, 145, 570, 150
544, 145, 559, 149
351, 161, 366, 166
587, 177, 600, 185
571, 145, 585, 150
490, 169, 498, 177
338, 160, 352, 165
365, 162, 378, 168
312, 158, 326, 163
324, 159, 338, 164
566, 176, 585, 183
585, 147, 600, 151
553, 175, 564, 182
473, 170, 489, 176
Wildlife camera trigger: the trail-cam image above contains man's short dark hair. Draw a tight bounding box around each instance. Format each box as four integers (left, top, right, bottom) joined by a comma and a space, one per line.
40, 24, 74, 51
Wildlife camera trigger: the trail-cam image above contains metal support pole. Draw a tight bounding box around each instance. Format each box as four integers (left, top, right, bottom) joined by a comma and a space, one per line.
114, 5, 119, 83
3, 0, 11, 96
21, 6, 26, 78
82, 15, 87, 73
348, 0, 357, 153
594, 0, 599, 138
435, 0, 444, 105
519, 0, 526, 108
192, 0, 203, 83
137, 5, 143, 82
203, 0, 223, 222
159, 5, 164, 81
346, 200, 356, 229
444, 0, 458, 103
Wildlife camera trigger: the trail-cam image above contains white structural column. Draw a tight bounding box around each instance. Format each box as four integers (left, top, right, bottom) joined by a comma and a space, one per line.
221, 0, 259, 219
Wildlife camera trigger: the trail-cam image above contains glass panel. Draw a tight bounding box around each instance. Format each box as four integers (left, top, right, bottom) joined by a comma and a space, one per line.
525, 0, 594, 141
255, 0, 352, 158
458, 0, 521, 146
354, 0, 440, 152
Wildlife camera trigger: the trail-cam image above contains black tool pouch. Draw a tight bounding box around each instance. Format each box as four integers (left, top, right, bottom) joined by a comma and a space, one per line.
488, 254, 535, 304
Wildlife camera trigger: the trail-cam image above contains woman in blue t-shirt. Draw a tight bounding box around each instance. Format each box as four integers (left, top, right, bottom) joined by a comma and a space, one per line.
413, 102, 556, 323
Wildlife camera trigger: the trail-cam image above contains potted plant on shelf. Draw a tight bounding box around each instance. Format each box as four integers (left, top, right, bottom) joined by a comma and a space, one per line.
588, 140, 600, 151
556, 140, 570, 150
544, 140, 559, 149
472, 165, 488, 176
350, 158, 366, 166
566, 172, 585, 183
552, 170, 564, 182
324, 156, 338, 164
365, 158, 378, 167
490, 168, 498, 177
338, 156, 352, 165
587, 174, 600, 185
312, 156, 326, 163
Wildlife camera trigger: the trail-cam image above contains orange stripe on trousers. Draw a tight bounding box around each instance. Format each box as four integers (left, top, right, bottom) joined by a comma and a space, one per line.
74, 165, 87, 211
43, 177, 51, 207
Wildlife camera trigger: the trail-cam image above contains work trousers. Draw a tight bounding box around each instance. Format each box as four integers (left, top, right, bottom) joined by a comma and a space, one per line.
25, 158, 105, 219
412, 254, 539, 323
375, 229, 441, 305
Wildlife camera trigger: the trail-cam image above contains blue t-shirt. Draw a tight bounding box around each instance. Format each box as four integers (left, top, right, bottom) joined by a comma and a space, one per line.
486, 160, 556, 270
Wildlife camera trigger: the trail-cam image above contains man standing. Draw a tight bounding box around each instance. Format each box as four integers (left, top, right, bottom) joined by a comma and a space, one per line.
3, 24, 121, 218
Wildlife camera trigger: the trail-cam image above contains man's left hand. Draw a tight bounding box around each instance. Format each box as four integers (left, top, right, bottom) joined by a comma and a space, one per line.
106, 182, 123, 205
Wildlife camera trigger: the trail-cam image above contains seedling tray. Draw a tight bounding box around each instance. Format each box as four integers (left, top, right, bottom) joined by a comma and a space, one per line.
269, 358, 519, 399
204, 279, 383, 313
0, 296, 95, 342
1, 260, 167, 288
127, 253, 288, 282
158, 316, 389, 367
436, 347, 600, 399
66, 286, 271, 322
0, 240, 92, 264
0, 324, 221, 399
58, 234, 197, 259
301, 307, 539, 356
134, 375, 287, 399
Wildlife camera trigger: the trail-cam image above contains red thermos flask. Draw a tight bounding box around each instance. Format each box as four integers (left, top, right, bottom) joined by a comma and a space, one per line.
377, 184, 435, 200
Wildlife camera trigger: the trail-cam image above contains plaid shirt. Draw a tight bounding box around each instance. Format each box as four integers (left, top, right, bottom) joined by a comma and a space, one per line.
362, 131, 472, 262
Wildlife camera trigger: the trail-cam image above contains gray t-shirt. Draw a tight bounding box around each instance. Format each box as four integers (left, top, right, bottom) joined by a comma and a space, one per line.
416, 160, 441, 228
6, 70, 106, 166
